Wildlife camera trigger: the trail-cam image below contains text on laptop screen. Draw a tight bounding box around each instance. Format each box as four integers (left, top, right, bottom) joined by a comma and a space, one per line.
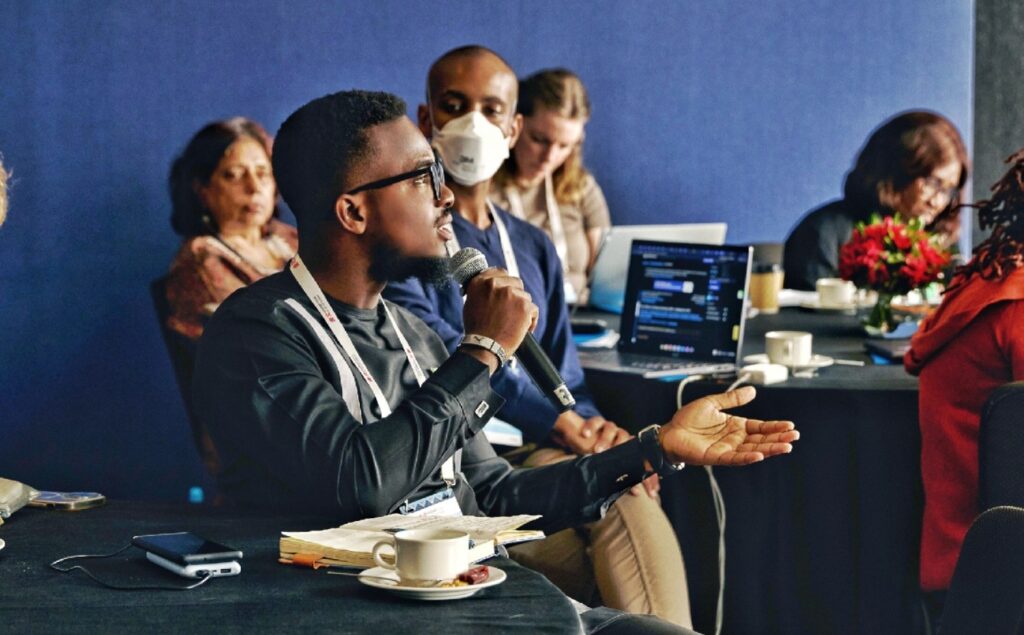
621, 241, 750, 360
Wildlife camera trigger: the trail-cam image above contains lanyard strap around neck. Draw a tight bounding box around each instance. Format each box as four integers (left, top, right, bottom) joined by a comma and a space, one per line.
501, 176, 568, 272
288, 255, 454, 484
446, 203, 520, 278
488, 201, 520, 278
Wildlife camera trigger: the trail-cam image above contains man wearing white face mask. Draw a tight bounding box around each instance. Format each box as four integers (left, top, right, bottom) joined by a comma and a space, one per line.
383, 45, 692, 627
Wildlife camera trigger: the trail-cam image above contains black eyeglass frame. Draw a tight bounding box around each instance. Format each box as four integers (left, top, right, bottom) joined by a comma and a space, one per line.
346, 150, 445, 201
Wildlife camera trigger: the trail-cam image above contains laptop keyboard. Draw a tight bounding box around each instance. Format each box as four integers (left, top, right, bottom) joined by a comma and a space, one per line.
586, 349, 700, 371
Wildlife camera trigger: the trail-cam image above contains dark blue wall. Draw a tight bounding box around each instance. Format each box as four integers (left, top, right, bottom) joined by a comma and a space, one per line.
0, 0, 972, 501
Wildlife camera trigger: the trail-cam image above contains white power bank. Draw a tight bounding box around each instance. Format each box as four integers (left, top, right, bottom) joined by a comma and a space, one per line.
145, 551, 241, 579
738, 363, 789, 385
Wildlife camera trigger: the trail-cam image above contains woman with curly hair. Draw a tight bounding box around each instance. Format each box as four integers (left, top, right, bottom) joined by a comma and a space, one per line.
906, 149, 1024, 628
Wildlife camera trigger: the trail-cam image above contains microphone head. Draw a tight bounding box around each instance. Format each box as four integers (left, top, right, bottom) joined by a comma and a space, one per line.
450, 247, 488, 287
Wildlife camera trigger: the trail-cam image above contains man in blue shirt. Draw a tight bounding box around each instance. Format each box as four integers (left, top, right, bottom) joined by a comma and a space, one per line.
383, 45, 690, 626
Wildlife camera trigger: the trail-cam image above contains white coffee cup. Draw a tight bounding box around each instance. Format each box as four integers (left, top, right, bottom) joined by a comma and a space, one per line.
371, 528, 470, 581
765, 331, 813, 366
816, 278, 856, 307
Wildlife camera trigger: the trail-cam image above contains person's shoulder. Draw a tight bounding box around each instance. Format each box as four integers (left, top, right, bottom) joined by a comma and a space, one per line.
789, 199, 856, 238
579, 172, 603, 196
266, 219, 298, 245
205, 271, 299, 329
494, 204, 554, 253
802, 199, 853, 225
176, 234, 220, 259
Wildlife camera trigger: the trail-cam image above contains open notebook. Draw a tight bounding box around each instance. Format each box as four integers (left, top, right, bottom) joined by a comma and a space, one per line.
281, 514, 543, 568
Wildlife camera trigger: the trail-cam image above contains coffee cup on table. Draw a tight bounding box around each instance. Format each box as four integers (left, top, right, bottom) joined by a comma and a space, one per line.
816, 278, 855, 308
372, 528, 470, 582
765, 330, 813, 367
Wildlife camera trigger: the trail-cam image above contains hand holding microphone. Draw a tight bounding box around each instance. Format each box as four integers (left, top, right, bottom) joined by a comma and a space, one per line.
451, 248, 576, 412
461, 268, 538, 357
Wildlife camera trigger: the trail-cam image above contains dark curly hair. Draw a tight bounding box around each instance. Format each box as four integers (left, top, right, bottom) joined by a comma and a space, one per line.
272, 90, 408, 232
169, 117, 276, 237
843, 111, 969, 221
948, 149, 1024, 289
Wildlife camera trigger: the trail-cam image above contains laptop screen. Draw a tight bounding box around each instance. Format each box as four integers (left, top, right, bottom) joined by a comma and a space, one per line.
618, 240, 752, 362
588, 223, 727, 314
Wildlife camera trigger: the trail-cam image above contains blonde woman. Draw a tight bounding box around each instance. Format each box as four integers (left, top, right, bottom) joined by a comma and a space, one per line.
491, 68, 610, 303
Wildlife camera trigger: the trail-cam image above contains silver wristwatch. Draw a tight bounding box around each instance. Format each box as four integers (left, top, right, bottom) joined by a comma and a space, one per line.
460, 334, 509, 368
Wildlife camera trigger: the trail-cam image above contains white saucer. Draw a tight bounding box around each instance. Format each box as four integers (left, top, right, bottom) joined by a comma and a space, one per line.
799, 300, 857, 312
743, 353, 834, 369
357, 565, 506, 601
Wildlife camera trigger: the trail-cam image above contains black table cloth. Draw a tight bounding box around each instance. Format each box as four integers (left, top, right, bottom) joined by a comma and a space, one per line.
582, 308, 924, 635
0, 501, 581, 633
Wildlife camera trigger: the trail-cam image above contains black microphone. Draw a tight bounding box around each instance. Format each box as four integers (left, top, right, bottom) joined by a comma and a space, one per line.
450, 247, 576, 413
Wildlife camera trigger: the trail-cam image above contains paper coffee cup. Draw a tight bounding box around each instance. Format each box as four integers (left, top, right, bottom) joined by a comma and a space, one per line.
750, 264, 784, 314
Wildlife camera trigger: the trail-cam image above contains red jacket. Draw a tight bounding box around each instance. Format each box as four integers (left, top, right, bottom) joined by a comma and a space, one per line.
905, 267, 1024, 590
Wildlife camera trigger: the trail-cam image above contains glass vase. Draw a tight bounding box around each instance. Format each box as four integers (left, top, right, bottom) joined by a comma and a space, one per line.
864, 291, 896, 335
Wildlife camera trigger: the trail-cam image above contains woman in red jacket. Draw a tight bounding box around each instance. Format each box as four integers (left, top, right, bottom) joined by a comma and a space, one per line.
906, 149, 1024, 630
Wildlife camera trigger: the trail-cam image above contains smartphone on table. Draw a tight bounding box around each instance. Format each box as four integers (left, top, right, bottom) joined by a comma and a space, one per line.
132, 531, 243, 579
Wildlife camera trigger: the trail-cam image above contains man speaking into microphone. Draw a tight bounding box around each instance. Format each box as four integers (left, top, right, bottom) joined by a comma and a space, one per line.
192, 88, 798, 632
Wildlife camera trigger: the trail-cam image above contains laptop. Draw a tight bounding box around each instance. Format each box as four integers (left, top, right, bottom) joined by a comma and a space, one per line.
579, 240, 752, 378
588, 223, 727, 313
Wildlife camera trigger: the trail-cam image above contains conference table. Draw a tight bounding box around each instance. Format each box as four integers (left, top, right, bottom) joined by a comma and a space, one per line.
0, 501, 581, 633
581, 307, 924, 635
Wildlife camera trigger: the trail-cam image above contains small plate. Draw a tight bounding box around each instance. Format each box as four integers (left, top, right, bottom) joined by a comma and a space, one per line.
743, 353, 835, 369
357, 565, 506, 601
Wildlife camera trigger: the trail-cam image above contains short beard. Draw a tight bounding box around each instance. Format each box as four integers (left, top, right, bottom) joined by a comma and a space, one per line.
369, 242, 451, 288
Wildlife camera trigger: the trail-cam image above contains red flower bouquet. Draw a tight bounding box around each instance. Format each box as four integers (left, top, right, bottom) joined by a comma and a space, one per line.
838, 214, 950, 332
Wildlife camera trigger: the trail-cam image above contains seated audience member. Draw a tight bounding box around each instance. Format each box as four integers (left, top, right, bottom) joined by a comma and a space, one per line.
191, 89, 798, 632
382, 46, 685, 624
784, 111, 968, 290
906, 149, 1024, 629
490, 68, 610, 303
0, 158, 8, 226
166, 117, 297, 341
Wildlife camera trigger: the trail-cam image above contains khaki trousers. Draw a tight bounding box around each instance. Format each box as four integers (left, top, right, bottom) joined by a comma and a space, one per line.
507, 446, 693, 629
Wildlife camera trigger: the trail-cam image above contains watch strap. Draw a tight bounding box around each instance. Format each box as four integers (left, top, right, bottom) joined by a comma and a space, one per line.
460, 334, 509, 368
638, 424, 685, 477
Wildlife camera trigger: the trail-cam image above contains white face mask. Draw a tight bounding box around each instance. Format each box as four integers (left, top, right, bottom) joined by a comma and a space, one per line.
431, 111, 510, 186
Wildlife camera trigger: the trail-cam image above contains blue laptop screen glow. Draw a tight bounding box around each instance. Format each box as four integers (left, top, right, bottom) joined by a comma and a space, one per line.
619, 240, 751, 361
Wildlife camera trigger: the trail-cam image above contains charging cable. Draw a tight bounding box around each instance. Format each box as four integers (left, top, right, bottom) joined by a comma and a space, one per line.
676, 373, 752, 635
50, 544, 213, 591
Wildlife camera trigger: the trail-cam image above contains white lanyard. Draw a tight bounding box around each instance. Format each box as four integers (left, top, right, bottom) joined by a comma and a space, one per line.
445, 204, 521, 371
502, 174, 568, 271
288, 255, 455, 485
446, 202, 520, 278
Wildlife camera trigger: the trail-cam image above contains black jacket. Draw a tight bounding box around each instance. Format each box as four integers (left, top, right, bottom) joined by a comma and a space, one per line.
192, 272, 647, 533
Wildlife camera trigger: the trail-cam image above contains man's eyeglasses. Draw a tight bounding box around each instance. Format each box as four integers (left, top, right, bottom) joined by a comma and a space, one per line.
346, 150, 446, 201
